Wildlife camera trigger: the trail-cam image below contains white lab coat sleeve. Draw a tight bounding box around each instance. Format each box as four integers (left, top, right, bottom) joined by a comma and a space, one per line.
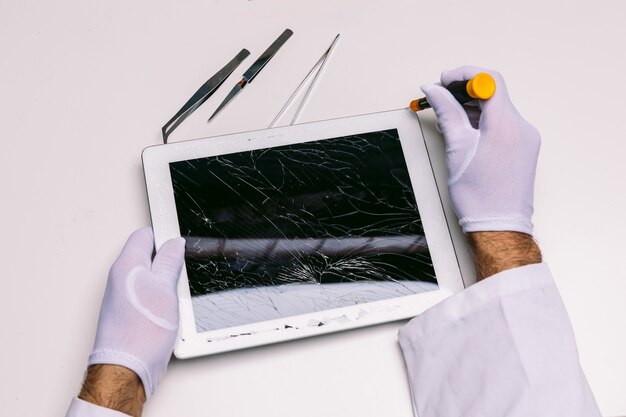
65, 398, 131, 417
398, 263, 601, 417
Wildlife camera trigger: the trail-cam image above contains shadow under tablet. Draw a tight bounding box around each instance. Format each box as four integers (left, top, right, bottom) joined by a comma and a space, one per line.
169, 129, 438, 332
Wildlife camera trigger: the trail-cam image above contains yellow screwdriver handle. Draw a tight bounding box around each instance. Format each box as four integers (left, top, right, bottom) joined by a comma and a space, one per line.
410, 72, 496, 112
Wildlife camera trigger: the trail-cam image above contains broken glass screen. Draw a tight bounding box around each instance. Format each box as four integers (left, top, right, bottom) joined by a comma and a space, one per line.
170, 129, 438, 332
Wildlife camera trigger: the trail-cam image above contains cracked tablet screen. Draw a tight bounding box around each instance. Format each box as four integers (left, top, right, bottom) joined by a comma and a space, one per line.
170, 129, 438, 332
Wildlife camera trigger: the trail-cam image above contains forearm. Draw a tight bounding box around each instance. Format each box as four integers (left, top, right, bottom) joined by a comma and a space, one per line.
468, 231, 542, 280
79, 365, 146, 417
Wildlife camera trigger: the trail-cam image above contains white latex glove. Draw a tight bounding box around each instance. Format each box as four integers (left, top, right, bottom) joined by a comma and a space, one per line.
420, 66, 541, 234
88, 228, 185, 400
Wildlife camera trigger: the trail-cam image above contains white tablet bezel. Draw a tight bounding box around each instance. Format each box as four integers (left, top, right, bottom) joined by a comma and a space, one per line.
143, 109, 465, 359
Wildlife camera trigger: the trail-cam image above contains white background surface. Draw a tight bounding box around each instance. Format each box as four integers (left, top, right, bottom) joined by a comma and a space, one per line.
1, 1, 625, 416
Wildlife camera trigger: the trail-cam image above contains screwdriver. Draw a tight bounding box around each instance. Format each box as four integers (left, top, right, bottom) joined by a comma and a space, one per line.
409, 72, 496, 112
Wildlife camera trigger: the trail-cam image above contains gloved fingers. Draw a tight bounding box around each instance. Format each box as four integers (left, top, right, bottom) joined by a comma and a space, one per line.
115, 227, 154, 270
151, 237, 186, 283
420, 84, 476, 140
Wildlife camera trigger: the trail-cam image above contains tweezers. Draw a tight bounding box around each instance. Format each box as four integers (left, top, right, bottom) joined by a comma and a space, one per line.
208, 29, 294, 122
161, 49, 250, 144
268, 34, 340, 128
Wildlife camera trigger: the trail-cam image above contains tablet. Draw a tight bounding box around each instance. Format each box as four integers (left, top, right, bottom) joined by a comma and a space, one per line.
143, 109, 466, 358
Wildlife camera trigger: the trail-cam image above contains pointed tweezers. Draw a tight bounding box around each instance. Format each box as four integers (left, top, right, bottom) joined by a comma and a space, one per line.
269, 34, 340, 128
161, 49, 250, 144
208, 29, 294, 122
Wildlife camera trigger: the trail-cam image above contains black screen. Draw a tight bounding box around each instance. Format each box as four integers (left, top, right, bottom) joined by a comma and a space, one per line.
170, 129, 437, 331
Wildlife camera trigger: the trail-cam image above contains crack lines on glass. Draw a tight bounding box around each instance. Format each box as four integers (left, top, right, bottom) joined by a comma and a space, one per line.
169, 129, 438, 332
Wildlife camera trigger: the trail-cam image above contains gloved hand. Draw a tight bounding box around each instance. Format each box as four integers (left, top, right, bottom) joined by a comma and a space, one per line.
420, 66, 541, 234
88, 228, 186, 400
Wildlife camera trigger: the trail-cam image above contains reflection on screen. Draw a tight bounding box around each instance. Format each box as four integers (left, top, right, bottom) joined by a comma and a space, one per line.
169, 129, 438, 332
